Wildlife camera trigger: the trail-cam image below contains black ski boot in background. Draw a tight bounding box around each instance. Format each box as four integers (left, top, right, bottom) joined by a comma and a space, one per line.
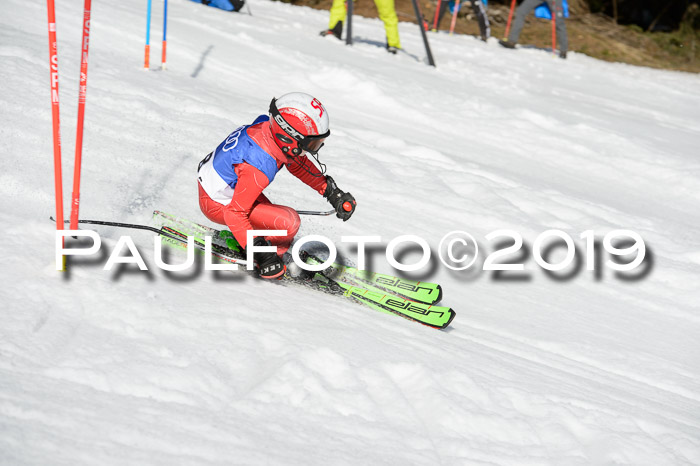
319, 21, 343, 40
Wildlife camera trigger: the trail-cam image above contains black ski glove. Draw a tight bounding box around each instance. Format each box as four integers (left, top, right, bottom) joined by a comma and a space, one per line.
247, 237, 285, 279
324, 176, 356, 221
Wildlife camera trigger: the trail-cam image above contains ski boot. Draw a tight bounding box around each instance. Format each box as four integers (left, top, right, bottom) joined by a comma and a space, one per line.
319, 21, 343, 40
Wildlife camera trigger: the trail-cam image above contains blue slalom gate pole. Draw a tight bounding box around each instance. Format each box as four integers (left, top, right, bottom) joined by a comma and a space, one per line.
161, 0, 168, 69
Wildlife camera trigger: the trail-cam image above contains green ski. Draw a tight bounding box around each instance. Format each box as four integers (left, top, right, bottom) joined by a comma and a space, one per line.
155, 210, 441, 304
153, 210, 455, 329
305, 255, 442, 305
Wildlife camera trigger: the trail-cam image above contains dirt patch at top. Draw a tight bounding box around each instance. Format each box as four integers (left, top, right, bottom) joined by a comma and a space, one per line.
305, 0, 700, 73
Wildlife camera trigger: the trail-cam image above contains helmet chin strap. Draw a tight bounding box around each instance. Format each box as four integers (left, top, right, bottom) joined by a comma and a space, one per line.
275, 136, 325, 176
288, 149, 327, 177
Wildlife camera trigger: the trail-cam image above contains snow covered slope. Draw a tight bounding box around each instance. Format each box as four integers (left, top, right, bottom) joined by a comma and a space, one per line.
1, 0, 700, 463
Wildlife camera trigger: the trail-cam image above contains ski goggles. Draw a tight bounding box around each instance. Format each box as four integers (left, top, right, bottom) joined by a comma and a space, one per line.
269, 98, 330, 156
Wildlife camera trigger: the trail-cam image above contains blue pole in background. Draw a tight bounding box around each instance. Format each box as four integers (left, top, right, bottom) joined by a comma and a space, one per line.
162, 0, 168, 69
144, 0, 152, 69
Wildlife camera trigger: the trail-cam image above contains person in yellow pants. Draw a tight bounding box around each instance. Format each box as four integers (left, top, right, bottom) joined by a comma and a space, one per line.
320, 0, 402, 53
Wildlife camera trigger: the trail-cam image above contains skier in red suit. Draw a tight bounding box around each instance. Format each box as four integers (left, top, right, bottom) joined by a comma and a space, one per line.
197, 92, 356, 279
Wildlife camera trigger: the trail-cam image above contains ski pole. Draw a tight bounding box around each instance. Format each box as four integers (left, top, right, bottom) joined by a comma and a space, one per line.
245, 0, 252, 15
410, 0, 436, 66
54, 206, 341, 240
504, 0, 516, 39
551, 0, 557, 56
53, 207, 343, 260
70, 0, 92, 232
144, 0, 152, 69
297, 209, 336, 216
51, 217, 249, 265
161, 0, 167, 70
57, 209, 337, 232
346, 0, 353, 45
55, 217, 171, 234
47, 0, 65, 271
55, 209, 339, 231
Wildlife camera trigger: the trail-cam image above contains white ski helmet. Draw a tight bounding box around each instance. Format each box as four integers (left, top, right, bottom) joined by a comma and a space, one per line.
269, 92, 330, 157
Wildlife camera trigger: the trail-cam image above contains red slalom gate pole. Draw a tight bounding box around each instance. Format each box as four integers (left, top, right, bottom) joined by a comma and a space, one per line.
449, 0, 459, 34
46, 0, 65, 270
551, 0, 557, 56
432, 0, 441, 30
504, 0, 516, 39
70, 0, 92, 231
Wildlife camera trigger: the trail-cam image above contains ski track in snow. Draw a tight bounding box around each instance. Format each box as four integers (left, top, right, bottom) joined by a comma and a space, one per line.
2, 0, 700, 464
